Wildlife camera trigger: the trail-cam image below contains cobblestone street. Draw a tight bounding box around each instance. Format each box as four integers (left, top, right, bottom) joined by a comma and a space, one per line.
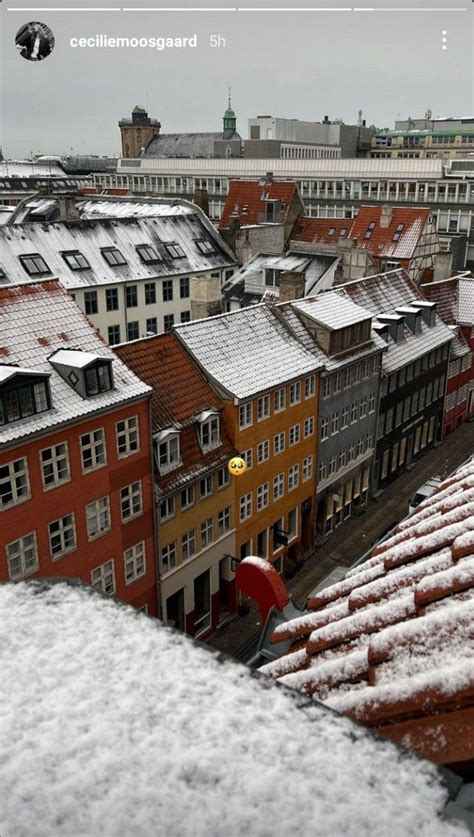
205, 421, 473, 659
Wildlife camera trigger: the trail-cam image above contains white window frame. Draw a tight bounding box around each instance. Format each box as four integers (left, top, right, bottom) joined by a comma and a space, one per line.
80, 428, 107, 473
116, 416, 140, 459
303, 456, 313, 482
289, 381, 301, 405
40, 442, 70, 490
289, 424, 300, 446
239, 402, 253, 430
257, 482, 269, 511
200, 517, 214, 548
160, 495, 175, 522
217, 466, 230, 488
6, 531, 38, 580
321, 417, 329, 440
200, 475, 213, 499
48, 512, 77, 560
274, 388, 286, 413
182, 529, 196, 561
181, 485, 194, 510
305, 375, 315, 398
273, 472, 284, 500
240, 492, 252, 522
199, 416, 220, 451
242, 448, 253, 470
288, 464, 299, 491
0, 457, 30, 510
124, 541, 146, 585
257, 394, 270, 421
304, 416, 314, 438
120, 480, 143, 522
273, 432, 285, 455
257, 440, 270, 464
218, 506, 230, 536
161, 542, 177, 574
157, 434, 181, 474
91, 559, 115, 595
86, 495, 111, 540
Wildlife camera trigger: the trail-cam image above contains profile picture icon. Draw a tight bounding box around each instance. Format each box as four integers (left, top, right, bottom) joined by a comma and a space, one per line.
15, 21, 54, 62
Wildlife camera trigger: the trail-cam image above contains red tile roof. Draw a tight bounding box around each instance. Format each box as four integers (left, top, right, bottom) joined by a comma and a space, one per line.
114, 333, 237, 495
261, 457, 474, 768
219, 181, 298, 230
421, 275, 474, 327
292, 206, 431, 261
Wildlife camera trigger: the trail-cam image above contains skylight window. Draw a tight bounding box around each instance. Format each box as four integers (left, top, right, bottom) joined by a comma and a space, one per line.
364, 222, 376, 240
327, 228, 335, 237
165, 242, 186, 260
19, 254, 51, 277
195, 239, 216, 256
136, 244, 162, 265
61, 251, 90, 271
101, 247, 127, 267
392, 223, 405, 242
339, 228, 347, 238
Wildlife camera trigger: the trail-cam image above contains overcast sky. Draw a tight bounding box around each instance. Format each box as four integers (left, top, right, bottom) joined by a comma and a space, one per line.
1, 2, 472, 158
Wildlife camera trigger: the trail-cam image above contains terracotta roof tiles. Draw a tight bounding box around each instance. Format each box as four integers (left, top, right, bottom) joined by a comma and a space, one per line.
219, 181, 298, 229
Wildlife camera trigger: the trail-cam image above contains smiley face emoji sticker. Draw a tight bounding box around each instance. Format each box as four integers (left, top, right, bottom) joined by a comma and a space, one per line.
228, 456, 247, 477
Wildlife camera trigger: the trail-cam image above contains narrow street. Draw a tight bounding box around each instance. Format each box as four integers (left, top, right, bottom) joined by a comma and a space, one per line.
206, 421, 473, 659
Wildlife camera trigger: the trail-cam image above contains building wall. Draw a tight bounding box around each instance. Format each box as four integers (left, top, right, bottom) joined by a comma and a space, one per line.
444, 342, 473, 434
0, 399, 157, 614
221, 373, 320, 572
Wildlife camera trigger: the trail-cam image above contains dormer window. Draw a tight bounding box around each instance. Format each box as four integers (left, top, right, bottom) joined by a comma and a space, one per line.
19, 254, 51, 277
61, 251, 90, 271
136, 244, 161, 264
195, 239, 216, 256
0, 368, 51, 426
49, 350, 114, 399
156, 429, 182, 474
165, 242, 186, 260
265, 269, 279, 288
196, 411, 220, 451
84, 363, 112, 396
101, 247, 127, 267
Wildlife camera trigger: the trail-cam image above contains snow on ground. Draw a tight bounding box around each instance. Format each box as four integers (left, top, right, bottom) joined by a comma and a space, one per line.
0, 582, 468, 837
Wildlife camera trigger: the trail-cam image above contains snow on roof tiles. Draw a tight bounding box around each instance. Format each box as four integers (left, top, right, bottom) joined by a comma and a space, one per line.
292, 292, 373, 330
219, 180, 298, 229
421, 276, 474, 328
262, 457, 474, 767
0, 280, 151, 445
0, 581, 466, 837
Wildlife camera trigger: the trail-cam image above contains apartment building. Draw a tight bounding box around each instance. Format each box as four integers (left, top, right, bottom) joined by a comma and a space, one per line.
338, 270, 453, 489
0, 195, 238, 344
0, 280, 157, 613
115, 333, 237, 637
371, 115, 474, 160
175, 305, 322, 573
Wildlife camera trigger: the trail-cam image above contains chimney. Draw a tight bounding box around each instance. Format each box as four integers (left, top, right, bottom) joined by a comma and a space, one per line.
265, 171, 274, 185
193, 188, 210, 218
58, 195, 80, 221
433, 250, 453, 282
279, 270, 306, 302
380, 205, 393, 229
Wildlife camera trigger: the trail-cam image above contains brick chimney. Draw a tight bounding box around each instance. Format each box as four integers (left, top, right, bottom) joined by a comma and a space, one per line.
433, 249, 453, 282
380, 205, 393, 229
194, 188, 210, 218
265, 171, 274, 185
279, 271, 306, 302
58, 195, 80, 221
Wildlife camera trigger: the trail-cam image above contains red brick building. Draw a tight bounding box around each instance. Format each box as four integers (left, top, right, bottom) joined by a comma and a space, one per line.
421, 274, 474, 432
0, 280, 157, 614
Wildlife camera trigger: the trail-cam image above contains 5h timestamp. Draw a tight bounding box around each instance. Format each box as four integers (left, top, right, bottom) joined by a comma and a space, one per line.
210, 34, 226, 48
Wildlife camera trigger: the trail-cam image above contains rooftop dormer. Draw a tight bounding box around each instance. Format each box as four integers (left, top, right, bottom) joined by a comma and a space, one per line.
0, 366, 52, 426
49, 350, 114, 399
154, 427, 182, 475
195, 409, 220, 453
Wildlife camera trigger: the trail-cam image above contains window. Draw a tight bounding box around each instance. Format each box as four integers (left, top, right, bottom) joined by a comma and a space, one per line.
195, 238, 216, 255
240, 492, 252, 521
137, 244, 161, 264
257, 529, 268, 559
239, 402, 252, 429
331, 412, 339, 435
164, 314, 174, 332
62, 250, 90, 271
385, 407, 394, 433
321, 417, 329, 440
322, 377, 331, 398
117, 416, 139, 458
359, 397, 367, 418
257, 440, 270, 464
242, 448, 253, 470
257, 394, 270, 421
340, 406, 349, 429
338, 450, 347, 470
124, 542, 146, 585
161, 542, 176, 574
288, 508, 297, 540
303, 455, 313, 482
304, 416, 314, 437
181, 485, 194, 509
146, 317, 158, 334
200, 416, 220, 450
120, 480, 143, 521
165, 242, 186, 259
180, 277, 190, 298
160, 496, 175, 521
0, 457, 30, 509
289, 424, 300, 446
101, 247, 127, 267
328, 455, 337, 475
108, 325, 121, 345
85, 363, 113, 396
158, 435, 180, 472
305, 375, 315, 398
182, 529, 196, 561
218, 507, 230, 536
40, 442, 70, 489
84, 290, 98, 315
104, 289, 118, 313
0, 378, 50, 428
357, 437, 364, 456
366, 433, 373, 450
257, 482, 269, 511
194, 569, 211, 635
86, 496, 111, 540
201, 518, 214, 548
19, 253, 51, 276
288, 464, 299, 491
200, 475, 213, 499
144, 282, 156, 305
289, 381, 301, 405
217, 466, 230, 488
91, 559, 115, 595
126, 285, 138, 308
180, 311, 191, 324
162, 280, 173, 302
273, 472, 284, 500
351, 402, 358, 423
274, 432, 285, 455
80, 428, 106, 472
6, 532, 38, 580
368, 393, 376, 413
49, 513, 76, 559
318, 462, 327, 481
274, 388, 286, 413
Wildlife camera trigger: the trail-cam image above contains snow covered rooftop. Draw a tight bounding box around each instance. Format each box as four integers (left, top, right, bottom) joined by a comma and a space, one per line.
292, 292, 373, 330
0, 580, 469, 837
261, 457, 474, 771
